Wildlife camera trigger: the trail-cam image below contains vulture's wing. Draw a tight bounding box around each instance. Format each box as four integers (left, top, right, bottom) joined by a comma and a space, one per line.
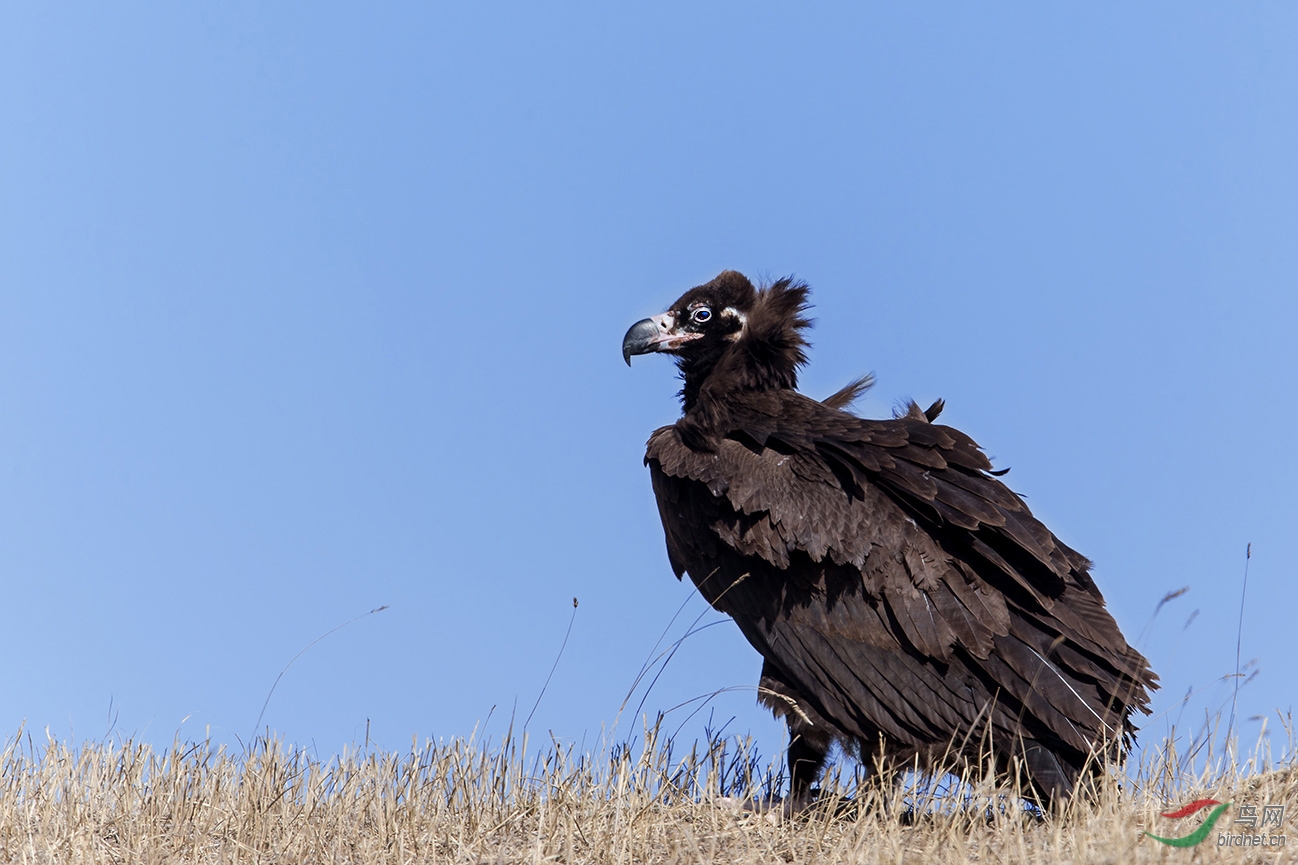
647, 390, 1154, 757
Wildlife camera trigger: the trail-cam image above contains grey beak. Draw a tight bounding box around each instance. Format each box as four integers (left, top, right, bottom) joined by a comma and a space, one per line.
622, 318, 661, 366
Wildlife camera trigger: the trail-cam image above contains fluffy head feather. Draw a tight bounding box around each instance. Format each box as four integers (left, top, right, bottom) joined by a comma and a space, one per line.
724, 277, 812, 393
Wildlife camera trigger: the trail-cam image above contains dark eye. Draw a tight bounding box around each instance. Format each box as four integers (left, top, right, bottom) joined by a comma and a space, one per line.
691, 307, 712, 323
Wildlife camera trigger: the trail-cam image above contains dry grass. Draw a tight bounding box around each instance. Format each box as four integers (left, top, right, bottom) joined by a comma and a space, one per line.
0, 719, 1293, 864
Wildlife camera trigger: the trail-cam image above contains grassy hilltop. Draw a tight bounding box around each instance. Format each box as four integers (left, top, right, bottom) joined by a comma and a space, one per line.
1, 721, 1292, 864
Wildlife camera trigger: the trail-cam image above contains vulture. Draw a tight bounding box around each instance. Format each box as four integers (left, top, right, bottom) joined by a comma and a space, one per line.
622, 270, 1156, 808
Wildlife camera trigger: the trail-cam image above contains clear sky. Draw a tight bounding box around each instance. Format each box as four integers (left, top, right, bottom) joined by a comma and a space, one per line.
2, 4, 1294, 766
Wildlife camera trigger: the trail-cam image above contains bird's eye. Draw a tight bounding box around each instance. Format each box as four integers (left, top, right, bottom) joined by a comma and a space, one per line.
692, 307, 712, 323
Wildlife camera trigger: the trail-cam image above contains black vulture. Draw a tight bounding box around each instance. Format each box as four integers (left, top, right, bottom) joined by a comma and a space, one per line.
622, 270, 1156, 808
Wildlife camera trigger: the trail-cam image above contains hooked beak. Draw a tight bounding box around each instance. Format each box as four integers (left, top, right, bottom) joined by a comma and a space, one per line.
621, 312, 701, 365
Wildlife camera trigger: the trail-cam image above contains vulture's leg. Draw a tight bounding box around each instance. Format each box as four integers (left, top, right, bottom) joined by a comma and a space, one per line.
991, 738, 1075, 813
758, 659, 833, 811
787, 730, 829, 802
1019, 740, 1075, 812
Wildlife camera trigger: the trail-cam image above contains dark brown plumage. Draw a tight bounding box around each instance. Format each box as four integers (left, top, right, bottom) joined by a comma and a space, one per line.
623, 270, 1156, 807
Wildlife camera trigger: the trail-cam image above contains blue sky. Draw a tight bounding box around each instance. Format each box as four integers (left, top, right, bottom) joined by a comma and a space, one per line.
1, 4, 1294, 765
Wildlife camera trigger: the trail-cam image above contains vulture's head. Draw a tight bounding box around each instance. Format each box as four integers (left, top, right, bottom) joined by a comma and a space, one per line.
623, 270, 811, 406
621, 270, 757, 367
